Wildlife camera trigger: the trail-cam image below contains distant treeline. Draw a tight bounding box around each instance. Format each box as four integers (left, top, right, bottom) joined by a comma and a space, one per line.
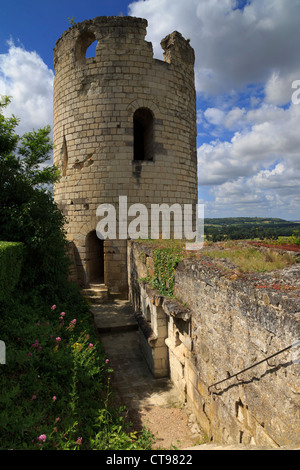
204, 217, 300, 242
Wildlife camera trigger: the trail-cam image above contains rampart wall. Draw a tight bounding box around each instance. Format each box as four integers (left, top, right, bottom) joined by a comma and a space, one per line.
128, 241, 300, 448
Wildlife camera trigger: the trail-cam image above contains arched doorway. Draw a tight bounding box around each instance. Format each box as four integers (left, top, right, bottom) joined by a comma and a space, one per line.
86, 230, 104, 283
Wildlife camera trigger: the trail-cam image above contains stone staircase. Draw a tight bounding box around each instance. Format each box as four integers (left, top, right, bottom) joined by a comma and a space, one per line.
82, 282, 127, 305
82, 282, 109, 304
83, 283, 138, 334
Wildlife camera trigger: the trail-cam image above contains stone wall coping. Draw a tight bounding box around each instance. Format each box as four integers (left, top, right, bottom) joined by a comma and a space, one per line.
142, 280, 191, 321
134, 311, 157, 346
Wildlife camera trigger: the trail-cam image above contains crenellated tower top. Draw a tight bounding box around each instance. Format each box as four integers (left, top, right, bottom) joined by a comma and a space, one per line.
53, 16, 194, 71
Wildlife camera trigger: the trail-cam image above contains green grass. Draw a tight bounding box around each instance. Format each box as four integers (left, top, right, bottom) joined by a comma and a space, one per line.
201, 245, 295, 273
135, 238, 296, 274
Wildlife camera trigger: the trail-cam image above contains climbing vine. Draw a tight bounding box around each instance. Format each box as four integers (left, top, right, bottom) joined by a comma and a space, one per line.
150, 246, 184, 297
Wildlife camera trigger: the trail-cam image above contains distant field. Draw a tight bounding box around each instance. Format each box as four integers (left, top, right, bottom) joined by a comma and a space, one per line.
204, 217, 300, 242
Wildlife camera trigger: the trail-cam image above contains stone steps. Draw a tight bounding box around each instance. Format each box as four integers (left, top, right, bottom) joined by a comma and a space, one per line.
92, 300, 138, 334
82, 283, 109, 303
85, 284, 138, 333
82, 283, 127, 304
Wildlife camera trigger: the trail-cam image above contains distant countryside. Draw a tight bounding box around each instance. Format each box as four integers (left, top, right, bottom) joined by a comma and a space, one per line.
204, 217, 300, 242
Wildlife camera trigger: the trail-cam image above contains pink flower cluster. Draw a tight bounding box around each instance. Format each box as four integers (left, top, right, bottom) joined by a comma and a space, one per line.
31, 340, 42, 351
67, 319, 77, 331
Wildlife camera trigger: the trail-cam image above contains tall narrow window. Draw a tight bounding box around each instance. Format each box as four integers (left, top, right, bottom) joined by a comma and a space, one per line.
133, 108, 154, 161
62, 135, 68, 176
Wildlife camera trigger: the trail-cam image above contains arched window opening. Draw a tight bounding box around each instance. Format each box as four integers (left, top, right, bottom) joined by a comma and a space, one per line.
86, 230, 104, 284
85, 40, 97, 59
75, 31, 97, 65
133, 108, 154, 161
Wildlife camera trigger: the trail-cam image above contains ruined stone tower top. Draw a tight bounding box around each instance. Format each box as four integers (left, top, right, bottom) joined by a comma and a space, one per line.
54, 16, 195, 71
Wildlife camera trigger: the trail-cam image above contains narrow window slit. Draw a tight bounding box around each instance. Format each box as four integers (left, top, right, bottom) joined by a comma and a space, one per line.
133, 108, 154, 161
62, 135, 68, 176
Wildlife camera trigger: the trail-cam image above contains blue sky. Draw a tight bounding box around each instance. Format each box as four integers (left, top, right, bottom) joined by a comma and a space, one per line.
1, 0, 300, 220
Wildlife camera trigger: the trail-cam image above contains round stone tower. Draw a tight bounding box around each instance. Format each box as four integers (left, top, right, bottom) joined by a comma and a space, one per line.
53, 16, 197, 297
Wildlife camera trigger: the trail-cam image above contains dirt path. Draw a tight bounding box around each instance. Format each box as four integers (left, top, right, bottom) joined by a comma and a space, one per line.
90, 298, 206, 449
127, 402, 205, 450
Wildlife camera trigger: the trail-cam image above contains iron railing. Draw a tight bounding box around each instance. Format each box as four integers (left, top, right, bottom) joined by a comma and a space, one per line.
208, 340, 300, 393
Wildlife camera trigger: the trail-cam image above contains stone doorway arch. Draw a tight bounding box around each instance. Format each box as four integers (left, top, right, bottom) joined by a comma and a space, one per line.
86, 230, 104, 284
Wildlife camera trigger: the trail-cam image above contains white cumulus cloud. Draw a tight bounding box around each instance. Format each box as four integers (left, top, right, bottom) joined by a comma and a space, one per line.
0, 39, 54, 136
129, 0, 300, 97
129, 0, 300, 218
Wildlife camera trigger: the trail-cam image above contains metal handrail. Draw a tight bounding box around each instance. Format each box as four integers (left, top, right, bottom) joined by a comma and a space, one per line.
208, 340, 300, 393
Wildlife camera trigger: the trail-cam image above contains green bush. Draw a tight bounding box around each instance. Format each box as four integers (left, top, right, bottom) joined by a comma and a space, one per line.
0, 96, 69, 300
0, 241, 24, 303
0, 295, 153, 450
276, 234, 300, 246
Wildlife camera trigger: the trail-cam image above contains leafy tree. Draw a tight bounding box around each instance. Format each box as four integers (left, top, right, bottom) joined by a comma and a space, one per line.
0, 96, 70, 297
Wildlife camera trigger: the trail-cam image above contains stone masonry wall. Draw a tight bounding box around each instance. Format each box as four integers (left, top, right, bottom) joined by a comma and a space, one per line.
128, 241, 300, 448
53, 16, 197, 294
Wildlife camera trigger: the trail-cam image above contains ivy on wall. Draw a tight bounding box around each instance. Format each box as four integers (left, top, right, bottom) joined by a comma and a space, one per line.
149, 246, 184, 297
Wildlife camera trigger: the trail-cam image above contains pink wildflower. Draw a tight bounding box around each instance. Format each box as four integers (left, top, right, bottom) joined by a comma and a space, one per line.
105, 358, 109, 363
56, 337, 61, 342
51, 305, 56, 310
52, 396, 57, 401
32, 395, 37, 400
75, 437, 82, 446
60, 312, 65, 317
37, 434, 47, 443
88, 343, 93, 349
67, 319, 77, 330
